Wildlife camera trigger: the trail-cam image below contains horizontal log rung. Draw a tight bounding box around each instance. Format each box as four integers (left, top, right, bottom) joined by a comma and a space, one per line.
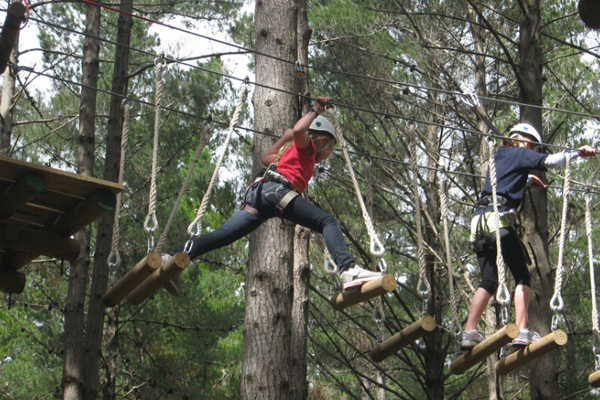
495, 330, 568, 375
102, 253, 162, 307
369, 315, 436, 362
329, 275, 397, 311
127, 252, 190, 305
450, 323, 520, 375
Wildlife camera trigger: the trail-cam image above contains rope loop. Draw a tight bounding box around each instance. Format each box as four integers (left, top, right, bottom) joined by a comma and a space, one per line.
487, 137, 510, 308
325, 108, 385, 257
408, 123, 431, 305
186, 82, 250, 241
550, 151, 573, 322
377, 258, 388, 273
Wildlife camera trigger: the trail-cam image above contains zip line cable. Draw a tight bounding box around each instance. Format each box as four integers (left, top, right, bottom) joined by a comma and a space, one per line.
26, 9, 600, 123
17, 65, 600, 196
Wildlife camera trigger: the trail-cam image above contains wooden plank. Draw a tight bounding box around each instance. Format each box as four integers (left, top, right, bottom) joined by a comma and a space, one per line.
0, 155, 124, 198
0, 268, 26, 293
0, 223, 79, 260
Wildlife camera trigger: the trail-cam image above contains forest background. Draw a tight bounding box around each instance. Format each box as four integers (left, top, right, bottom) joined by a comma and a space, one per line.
1, 0, 600, 399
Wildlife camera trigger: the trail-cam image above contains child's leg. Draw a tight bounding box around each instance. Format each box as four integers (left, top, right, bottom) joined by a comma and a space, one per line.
178, 210, 264, 260
281, 196, 354, 271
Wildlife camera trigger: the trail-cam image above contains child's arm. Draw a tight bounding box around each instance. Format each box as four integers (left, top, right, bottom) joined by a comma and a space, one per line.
261, 129, 294, 166
292, 97, 331, 150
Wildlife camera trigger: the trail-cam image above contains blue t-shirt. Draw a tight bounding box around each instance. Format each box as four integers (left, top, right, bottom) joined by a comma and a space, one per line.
480, 146, 548, 208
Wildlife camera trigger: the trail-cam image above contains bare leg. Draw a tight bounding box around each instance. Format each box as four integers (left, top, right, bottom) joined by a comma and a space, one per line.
465, 288, 493, 331
514, 284, 530, 330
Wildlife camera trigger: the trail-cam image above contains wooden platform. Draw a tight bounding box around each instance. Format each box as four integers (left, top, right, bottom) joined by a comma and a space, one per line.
0, 155, 124, 292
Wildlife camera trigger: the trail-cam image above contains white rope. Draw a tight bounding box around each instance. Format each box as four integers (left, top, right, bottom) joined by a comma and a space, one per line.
438, 170, 460, 332
185, 84, 249, 251
586, 193, 600, 335
550, 152, 574, 322
325, 108, 385, 257
143, 57, 164, 252
155, 125, 212, 253
487, 138, 511, 311
408, 123, 431, 304
107, 100, 131, 270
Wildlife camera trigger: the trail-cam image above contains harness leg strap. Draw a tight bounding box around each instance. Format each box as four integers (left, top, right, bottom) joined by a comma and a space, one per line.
277, 191, 299, 211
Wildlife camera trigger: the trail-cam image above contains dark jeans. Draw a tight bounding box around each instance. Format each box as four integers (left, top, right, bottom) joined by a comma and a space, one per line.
476, 227, 531, 294
180, 181, 355, 271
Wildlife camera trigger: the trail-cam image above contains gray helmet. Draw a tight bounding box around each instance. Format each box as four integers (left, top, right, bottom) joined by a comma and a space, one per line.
309, 115, 336, 138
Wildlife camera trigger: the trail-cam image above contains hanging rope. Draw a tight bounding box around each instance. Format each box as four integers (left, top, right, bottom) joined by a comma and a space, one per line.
325, 108, 385, 257
550, 151, 574, 330
155, 124, 212, 253
585, 192, 600, 370
185, 83, 250, 253
408, 122, 431, 313
107, 100, 131, 271
364, 157, 387, 272
438, 168, 461, 334
143, 56, 165, 253
487, 137, 511, 323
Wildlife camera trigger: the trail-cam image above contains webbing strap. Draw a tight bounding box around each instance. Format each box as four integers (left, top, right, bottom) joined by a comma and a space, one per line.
278, 190, 299, 211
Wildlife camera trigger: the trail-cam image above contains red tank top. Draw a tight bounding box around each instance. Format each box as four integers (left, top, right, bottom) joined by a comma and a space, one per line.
276, 139, 316, 193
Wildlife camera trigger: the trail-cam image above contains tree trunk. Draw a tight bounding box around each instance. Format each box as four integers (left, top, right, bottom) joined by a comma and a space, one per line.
62, 2, 101, 399
289, 2, 311, 399
517, 0, 559, 398
83, 0, 132, 398
241, 0, 299, 398
0, 35, 18, 155
290, 225, 310, 400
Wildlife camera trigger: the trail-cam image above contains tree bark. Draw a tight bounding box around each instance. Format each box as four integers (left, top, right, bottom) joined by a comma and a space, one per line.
517, 0, 559, 398
241, 0, 299, 398
83, 0, 133, 398
290, 225, 310, 400
0, 35, 18, 155
62, 2, 101, 399
289, 2, 310, 399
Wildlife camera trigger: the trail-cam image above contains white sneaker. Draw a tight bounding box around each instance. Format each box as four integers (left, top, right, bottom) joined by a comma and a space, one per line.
459, 330, 484, 351
341, 265, 382, 291
161, 254, 181, 297
511, 329, 541, 347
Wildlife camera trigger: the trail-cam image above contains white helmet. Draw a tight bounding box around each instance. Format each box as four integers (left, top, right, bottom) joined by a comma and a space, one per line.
508, 123, 543, 144
309, 116, 336, 139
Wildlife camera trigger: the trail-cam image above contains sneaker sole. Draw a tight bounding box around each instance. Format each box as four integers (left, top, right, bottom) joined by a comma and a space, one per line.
343, 275, 381, 291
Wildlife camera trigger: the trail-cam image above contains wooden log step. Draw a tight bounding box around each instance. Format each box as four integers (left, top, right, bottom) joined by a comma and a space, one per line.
0, 224, 79, 261
495, 329, 568, 375
329, 275, 396, 311
53, 188, 116, 236
0, 171, 47, 219
369, 315, 436, 362
102, 253, 162, 307
127, 252, 190, 305
451, 323, 520, 375
589, 369, 600, 387
0, 267, 25, 293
